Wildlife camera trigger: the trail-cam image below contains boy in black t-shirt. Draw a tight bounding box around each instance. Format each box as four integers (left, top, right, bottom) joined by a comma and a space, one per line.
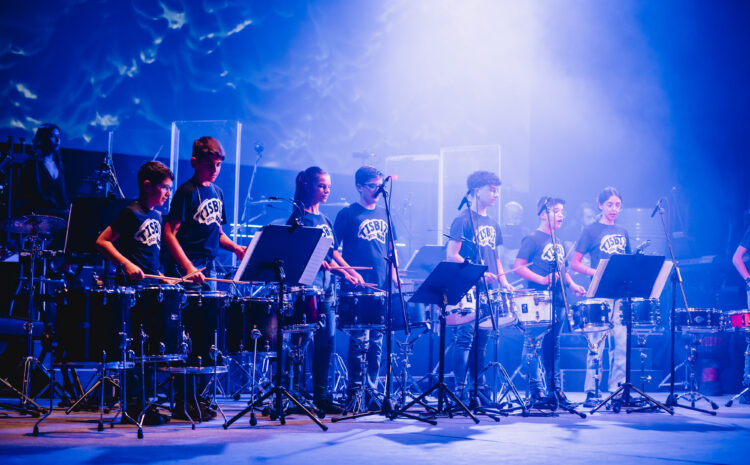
164, 137, 246, 286
446, 171, 513, 398
514, 197, 585, 406
333, 166, 395, 396
571, 187, 631, 407
95, 161, 174, 425
96, 161, 173, 282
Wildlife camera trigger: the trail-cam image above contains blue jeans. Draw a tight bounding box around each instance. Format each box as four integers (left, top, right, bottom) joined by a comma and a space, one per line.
312, 272, 336, 400
521, 306, 564, 395
453, 322, 488, 391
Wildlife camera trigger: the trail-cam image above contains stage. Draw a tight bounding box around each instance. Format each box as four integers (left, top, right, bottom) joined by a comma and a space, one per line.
2, 393, 748, 465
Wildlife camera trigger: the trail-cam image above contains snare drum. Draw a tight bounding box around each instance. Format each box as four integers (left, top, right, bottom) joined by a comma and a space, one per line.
225, 297, 278, 353
675, 308, 723, 334
131, 284, 185, 357
479, 289, 516, 329
284, 287, 325, 332
182, 291, 229, 365
338, 291, 386, 328
568, 298, 613, 333
445, 291, 477, 326
726, 310, 750, 332
512, 290, 552, 330
56, 287, 135, 364
616, 298, 661, 332
390, 292, 428, 331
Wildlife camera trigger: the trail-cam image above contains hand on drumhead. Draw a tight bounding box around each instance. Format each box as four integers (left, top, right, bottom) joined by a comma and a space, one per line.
124, 263, 145, 281
350, 271, 366, 286
342, 272, 359, 286
185, 268, 207, 284
500, 279, 514, 291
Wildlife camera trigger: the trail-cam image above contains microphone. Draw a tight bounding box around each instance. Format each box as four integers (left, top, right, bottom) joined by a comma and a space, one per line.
634, 239, 651, 254
457, 189, 472, 211
650, 198, 663, 218
537, 196, 551, 216
374, 174, 396, 198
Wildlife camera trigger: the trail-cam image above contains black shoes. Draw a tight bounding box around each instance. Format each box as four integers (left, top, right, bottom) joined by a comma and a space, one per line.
583, 391, 600, 409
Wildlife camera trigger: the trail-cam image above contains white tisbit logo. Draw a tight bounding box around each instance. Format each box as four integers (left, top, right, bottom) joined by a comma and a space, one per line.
193, 198, 223, 226
599, 234, 627, 255
317, 224, 334, 239
476, 225, 497, 249
134, 218, 161, 247
541, 243, 565, 264
357, 219, 388, 244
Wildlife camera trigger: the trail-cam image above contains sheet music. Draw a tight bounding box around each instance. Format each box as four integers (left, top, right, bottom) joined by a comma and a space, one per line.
587, 258, 609, 298
298, 236, 333, 286
232, 229, 263, 282
650, 260, 674, 299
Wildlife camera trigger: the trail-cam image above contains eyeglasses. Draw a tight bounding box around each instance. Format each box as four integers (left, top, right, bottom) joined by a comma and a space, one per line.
363, 183, 380, 190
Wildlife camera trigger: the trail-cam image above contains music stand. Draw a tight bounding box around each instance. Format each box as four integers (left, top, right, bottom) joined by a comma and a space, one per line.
394, 260, 486, 423
64, 197, 134, 256
224, 225, 331, 431
403, 245, 445, 280
588, 254, 674, 415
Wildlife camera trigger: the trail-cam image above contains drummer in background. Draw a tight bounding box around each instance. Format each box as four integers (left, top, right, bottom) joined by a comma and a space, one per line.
95, 161, 173, 284
446, 171, 513, 399
163, 136, 246, 287
17, 123, 69, 218
514, 196, 586, 407
286, 166, 363, 414
570, 187, 631, 408
333, 166, 396, 401
731, 222, 750, 404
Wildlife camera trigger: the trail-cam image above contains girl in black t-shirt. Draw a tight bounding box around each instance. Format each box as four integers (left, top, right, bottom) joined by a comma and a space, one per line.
570, 187, 630, 406
96, 161, 174, 282
287, 166, 361, 413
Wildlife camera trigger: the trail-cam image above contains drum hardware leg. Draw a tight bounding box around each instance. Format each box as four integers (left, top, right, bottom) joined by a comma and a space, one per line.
582, 330, 608, 408
478, 361, 525, 416
521, 331, 556, 417
725, 386, 750, 407
591, 297, 672, 416
663, 335, 718, 415
32, 351, 56, 436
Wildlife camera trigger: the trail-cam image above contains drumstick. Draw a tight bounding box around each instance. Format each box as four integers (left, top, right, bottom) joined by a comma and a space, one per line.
204, 277, 251, 285
329, 265, 373, 271
361, 283, 385, 293
142, 273, 181, 281
498, 262, 532, 276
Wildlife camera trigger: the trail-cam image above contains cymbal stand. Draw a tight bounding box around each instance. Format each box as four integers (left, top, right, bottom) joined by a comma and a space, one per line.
339, 329, 383, 414
0, 234, 47, 416
583, 330, 608, 406
392, 328, 431, 408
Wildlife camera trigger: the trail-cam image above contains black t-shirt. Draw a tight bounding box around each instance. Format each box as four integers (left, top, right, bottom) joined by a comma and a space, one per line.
575, 222, 631, 270
17, 157, 69, 217
110, 202, 162, 275
449, 209, 503, 278
740, 227, 750, 249
516, 229, 566, 291
166, 178, 226, 259
333, 203, 393, 289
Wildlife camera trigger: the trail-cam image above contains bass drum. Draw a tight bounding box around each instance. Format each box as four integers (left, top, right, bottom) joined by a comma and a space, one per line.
56, 287, 135, 364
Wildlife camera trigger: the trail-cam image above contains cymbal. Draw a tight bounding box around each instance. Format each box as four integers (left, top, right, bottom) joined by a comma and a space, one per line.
249, 199, 284, 205
2, 214, 66, 235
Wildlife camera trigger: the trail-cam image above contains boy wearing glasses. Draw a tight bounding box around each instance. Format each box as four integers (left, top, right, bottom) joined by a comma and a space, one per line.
163, 136, 245, 286
514, 196, 585, 407
96, 161, 174, 283
333, 166, 394, 400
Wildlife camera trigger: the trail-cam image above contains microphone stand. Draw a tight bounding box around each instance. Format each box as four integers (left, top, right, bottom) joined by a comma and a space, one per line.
657, 199, 717, 414
333, 178, 434, 424
544, 202, 586, 418
457, 195, 503, 421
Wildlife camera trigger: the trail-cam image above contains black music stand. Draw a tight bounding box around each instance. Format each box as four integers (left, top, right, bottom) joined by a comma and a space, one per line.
588, 254, 673, 415
64, 197, 134, 255
395, 261, 486, 423
224, 225, 331, 431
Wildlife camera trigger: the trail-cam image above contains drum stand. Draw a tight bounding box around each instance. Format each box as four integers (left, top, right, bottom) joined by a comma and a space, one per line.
392, 328, 431, 408
521, 329, 556, 416
725, 333, 750, 407
582, 330, 609, 406
338, 328, 384, 414
475, 331, 525, 416
661, 334, 718, 415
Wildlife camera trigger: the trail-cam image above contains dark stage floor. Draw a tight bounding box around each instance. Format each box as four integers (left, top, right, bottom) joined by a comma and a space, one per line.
2, 392, 749, 465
